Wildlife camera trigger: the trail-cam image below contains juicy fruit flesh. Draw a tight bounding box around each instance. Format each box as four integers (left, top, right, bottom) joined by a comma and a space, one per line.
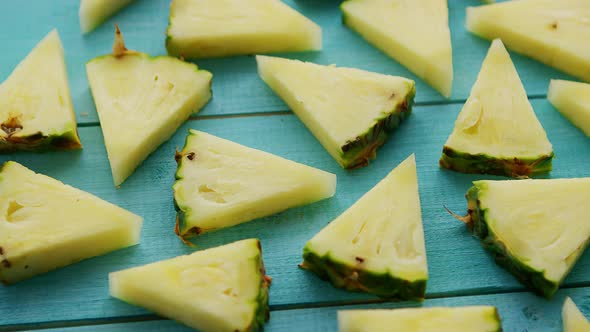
466, 0, 590, 82
563, 297, 590, 332
173, 130, 336, 238
79, 0, 135, 33
338, 306, 501, 332
257, 55, 415, 168
341, 0, 453, 97
0, 30, 80, 149
0, 162, 142, 284
548, 79, 590, 138
86, 53, 212, 186
110, 239, 269, 332
166, 0, 321, 58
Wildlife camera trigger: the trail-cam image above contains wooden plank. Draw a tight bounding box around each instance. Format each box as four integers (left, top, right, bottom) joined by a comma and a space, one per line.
28, 287, 590, 331
1, 99, 590, 326
0, 1, 575, 125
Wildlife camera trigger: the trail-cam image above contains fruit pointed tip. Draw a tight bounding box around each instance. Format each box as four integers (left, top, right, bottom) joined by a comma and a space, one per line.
444, 205, 474, 232
112, 23, 127, 57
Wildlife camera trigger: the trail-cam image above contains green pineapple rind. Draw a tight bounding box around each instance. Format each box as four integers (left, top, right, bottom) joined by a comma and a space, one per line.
466, 185, 558, 299
440, 147, 553, 177
0, 129, 82, 153
249, 240, 271, 332
339, 83, 415, 169
301, 245, 426, 300
173, 130, 198, 240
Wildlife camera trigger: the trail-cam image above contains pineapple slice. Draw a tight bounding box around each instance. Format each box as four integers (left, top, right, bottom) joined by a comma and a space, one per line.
338, 306, 502, 332
257, 56, 415, 169
548, 80, 590, 138
166, 0, 322, 59
110, 238, 271, 332
440, 39, 553, 177
86, 27, 212, 187
341, 0, 453, 97
563, 297, 590, 332
464, 178, 590, 298
466, 0, 590, 83
173, 129, 336, 240
301, 155, 427, 299
0, 161, 142, 284
0, 30, 81, 152
79, 0, 135, 33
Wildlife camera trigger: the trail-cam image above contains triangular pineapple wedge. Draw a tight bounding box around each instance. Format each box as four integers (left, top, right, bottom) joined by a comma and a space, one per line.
110, 239, 271, 332
301, 154, 427, 299
563, 297, 590, 332
338, 306, 502, 332
79, 0, 135, 33
86, 27, 212, 187
440, 39, 553, 177
466, 0, 590, 83
0, 30, 81, 152
464, 178, 590, 298
0, 161, 142, 284
173, 129, 336, 240
166, 0, 322, 59
257, 56, 415, 170
341, 0, 453, 97
548, 80, 590, 138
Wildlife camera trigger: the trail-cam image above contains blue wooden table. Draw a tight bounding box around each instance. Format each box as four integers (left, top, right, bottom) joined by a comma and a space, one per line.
1, 1, 589, 331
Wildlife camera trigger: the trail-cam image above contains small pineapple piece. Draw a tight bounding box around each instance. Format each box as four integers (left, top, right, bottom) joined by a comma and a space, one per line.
79, 0, 135, 33
563, 297, 590, 332
548, 79, 590, 138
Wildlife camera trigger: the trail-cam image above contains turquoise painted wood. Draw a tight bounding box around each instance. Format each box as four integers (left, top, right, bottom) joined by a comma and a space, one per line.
0, 0, 576, 124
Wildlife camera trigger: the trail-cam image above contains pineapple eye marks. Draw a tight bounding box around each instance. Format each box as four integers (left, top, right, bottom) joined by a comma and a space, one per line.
1, 116, 23, 137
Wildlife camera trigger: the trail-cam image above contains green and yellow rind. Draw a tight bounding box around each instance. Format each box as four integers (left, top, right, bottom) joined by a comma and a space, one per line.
301, 245, 426, 300
173, 130, 198, 240
466, 185, 558, 298
0, 129, 82, 153
252, 241, 271, 332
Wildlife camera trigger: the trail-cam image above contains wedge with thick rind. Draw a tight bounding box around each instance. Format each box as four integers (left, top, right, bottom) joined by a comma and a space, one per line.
166, 0, 321, 59
173, 129, 336, 240
548, 79, 590, 138
86, 27, 212, 186
301, 155, 427, 299
466, 0, 590, 83
0, 161, 142, 284
338, 306, 502, 332
79, 0, 135, 33
109, 239, 270, 332
0, 30, 81, 152
464, 179, 590, 298
440, 39, 553, 177
257, 55, 415, 169
341, 0, 453, 97
563, 297, 590, 332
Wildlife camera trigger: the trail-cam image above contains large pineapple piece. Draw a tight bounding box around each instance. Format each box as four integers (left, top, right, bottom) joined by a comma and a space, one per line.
563, 297, 590, 332
0, 162, 142, 284
440, 39, 553, 177
86, 27, 212, 186
466, 0, 590, 83
166, 0, 322, 59
341, 0, 453, 97
0, 30, 81, 152
257, 56, 415, 169
464, 178, 590, 298
79, 0, 135, 33
301, 155, 427, 299
338, 306, 502, 332
548, 80, 590, 138
173, 130, 336, 241
110, 239, 271, 332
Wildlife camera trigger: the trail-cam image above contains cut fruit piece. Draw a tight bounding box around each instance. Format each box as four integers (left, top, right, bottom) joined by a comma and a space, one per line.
0, 30, 81, 152
464, 178, 590, 298
79, 0, 135, 33
301, 155, 427, 299
440, 39, 553, 177
173, 129, 337, 240
110, 238, 271, 332
466, 0, 590, 83
166, 0, 322, 59
257, 56, 415, 170
548, 80, 590, 138
0, 161, 142, 284
338, 306, 502, 332
341, 0, 453, 97
563, 297, 590, 332
86, 27, 212, 187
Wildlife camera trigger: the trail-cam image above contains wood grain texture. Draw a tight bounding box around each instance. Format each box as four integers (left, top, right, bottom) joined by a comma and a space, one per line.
1, 100, 589, 328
